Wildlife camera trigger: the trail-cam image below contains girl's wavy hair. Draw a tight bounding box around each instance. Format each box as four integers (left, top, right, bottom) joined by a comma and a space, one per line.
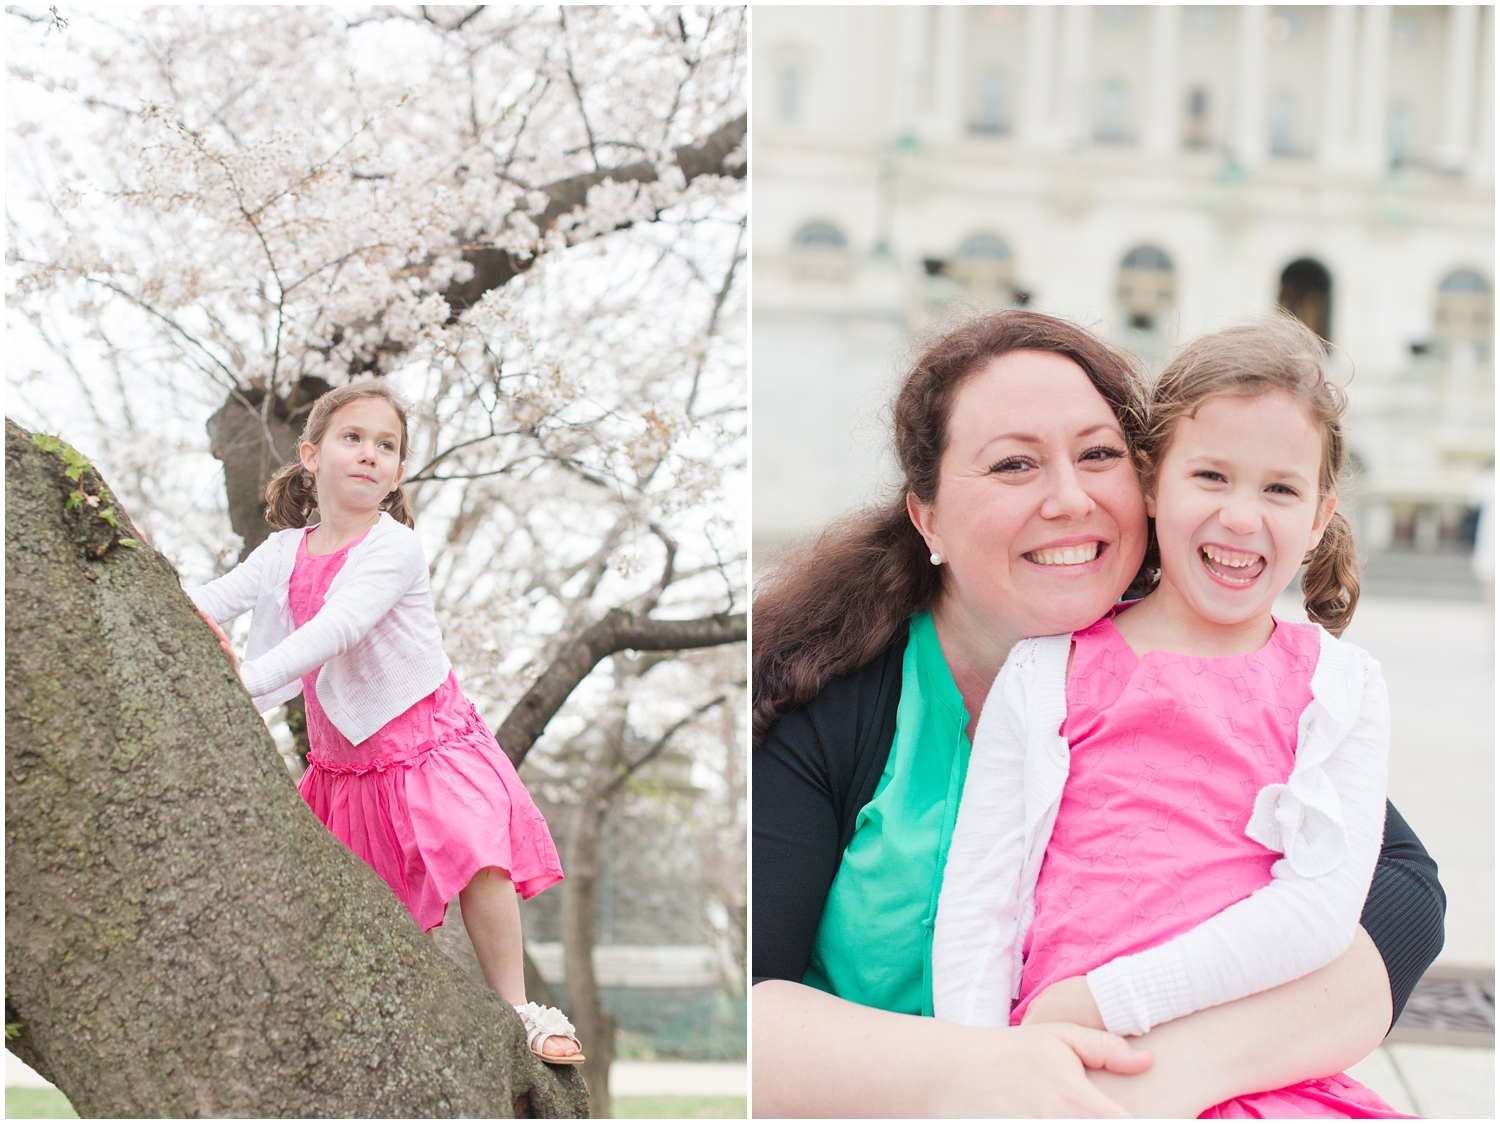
263, 381, 416, 530
752, 310, 1147, 739
1134, 309, 1358, 635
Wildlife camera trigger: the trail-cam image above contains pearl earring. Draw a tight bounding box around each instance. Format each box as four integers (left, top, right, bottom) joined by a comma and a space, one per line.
930, 552, 944, 566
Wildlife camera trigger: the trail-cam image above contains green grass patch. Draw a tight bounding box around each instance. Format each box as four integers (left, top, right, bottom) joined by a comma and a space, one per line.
5, 1085, 747, 1119
6, 1087, 78, 1119
612, 1094, 745, 1118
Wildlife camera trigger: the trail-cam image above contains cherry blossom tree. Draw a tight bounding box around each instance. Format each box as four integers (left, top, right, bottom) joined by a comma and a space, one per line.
7, 5, 745, 1115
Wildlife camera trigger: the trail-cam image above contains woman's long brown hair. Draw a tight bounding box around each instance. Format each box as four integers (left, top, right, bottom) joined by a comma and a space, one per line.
262, 381, 417, 531
752, 311, 1146, 739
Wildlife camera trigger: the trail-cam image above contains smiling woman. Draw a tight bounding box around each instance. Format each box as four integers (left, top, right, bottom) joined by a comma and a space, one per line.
751, 309, 1446, 1118
904, 350, 1148, 681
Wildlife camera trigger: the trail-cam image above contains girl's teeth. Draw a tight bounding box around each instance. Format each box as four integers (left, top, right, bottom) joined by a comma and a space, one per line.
1200, 545, 1263, 584
1201, 545, 1260, 568
1026, 543, 1100, 566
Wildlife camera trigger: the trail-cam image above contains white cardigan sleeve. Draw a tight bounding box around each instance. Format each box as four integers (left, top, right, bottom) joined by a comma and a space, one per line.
1085, 642, 1390, 1037
236, 533, 425, 700
185, 536, 270, 624
932, 635, 1071, 1028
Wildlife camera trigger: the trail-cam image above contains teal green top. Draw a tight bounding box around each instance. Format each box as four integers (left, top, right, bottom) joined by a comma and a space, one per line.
802, 610, 972, 1016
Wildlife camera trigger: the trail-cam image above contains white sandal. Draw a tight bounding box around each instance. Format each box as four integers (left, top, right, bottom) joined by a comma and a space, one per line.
514, 1002, 586, 1065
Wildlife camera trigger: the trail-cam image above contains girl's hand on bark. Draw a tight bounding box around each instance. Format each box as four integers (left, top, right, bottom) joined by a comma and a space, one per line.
199, 611, 239, 672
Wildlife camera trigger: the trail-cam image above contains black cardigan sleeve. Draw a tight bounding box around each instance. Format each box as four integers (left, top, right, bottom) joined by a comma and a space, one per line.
1363, 801, 1446, 1026
751, 633, 905, 985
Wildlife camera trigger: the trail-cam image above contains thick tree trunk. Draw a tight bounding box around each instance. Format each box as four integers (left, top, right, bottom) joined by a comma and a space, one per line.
206, 378, 330, 561
4, 419, 588, 1118
560, 794, 617, 1119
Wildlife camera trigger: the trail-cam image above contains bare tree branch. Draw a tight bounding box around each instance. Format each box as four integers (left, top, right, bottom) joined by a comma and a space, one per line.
496, 610, 746, 765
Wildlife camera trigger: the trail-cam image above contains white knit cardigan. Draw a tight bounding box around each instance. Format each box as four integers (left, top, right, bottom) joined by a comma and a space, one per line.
186, 513, 451, 745
931, 625, 1390, 1037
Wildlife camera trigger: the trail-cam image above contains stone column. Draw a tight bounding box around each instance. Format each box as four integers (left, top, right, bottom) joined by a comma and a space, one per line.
1319, 5, 1357, 169
1474, 6, 1495, 185
1143, 6, 1181, 157
1057, 5, 1093, 148
1436, 4, 1480, 171
1354, 4, 1392, 176
1019, 5, 1058, 149
892, 5, 930, 140
927, 6, 968, 143
1233, 5, 1268, 170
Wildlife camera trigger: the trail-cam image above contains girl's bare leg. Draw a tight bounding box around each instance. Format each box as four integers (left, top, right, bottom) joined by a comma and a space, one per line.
459, 866, 578, 1057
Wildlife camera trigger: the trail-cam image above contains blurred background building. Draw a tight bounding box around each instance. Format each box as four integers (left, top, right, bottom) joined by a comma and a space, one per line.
752, 4, 1494, 599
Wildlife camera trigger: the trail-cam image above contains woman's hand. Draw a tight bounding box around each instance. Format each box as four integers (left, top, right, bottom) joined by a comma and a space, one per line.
928, 1021, 1152, 1119
199, 611, 239, 672
752, 979, 1150, 1118
1022, 975, 1107, 1030
1086, 927, 1391, 1117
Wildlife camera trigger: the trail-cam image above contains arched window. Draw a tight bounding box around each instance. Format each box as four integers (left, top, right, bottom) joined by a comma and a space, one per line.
790, 220, 850, 283
1278, 258, 1332, 341
947, 233, 1017, 302
1117, 246, 1175, 330
1435, 270, 1494, 358
792, 221, 848, 252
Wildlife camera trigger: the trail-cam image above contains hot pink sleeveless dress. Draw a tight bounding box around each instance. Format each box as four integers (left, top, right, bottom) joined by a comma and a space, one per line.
1012, 614, 1411, 1118
290, 527, 563, 932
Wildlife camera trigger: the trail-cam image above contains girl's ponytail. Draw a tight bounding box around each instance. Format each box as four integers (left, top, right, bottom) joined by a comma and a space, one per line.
382, 485, 416, 529
264, 462, 319, 529
1302, 510, 1360, 637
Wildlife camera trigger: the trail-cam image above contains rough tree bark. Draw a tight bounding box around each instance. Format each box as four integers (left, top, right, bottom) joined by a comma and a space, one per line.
4, 418, 588, 1118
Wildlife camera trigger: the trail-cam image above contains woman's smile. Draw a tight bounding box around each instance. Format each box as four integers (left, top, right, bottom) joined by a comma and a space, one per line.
1022, 539, 1104, 568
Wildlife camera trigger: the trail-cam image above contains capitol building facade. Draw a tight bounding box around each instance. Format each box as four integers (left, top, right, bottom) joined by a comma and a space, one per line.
752, 5, 1494, 581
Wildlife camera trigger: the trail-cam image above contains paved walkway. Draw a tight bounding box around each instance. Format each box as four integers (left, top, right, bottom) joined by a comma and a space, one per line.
7, 1054, 748, 1100
609, 1061, 746, 1097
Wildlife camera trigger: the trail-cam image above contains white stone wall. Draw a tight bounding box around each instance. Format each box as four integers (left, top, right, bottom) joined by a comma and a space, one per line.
752, 5, 1495, 551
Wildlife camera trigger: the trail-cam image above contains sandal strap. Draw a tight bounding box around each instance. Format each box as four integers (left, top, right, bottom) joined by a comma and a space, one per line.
514, 1002, 581, 1054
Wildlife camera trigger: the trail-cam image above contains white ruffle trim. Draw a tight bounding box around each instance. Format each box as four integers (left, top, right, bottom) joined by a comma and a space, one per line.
515, 1002, 576, 1039
1245, 774, 1346, 877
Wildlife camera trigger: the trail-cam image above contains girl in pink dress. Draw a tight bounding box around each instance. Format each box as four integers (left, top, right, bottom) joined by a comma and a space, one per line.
190, 383, 582, 1065
934, 314, 1414, 1116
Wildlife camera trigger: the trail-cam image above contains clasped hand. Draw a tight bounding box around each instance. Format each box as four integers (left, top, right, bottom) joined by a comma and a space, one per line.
1021, 974, 1107, 1031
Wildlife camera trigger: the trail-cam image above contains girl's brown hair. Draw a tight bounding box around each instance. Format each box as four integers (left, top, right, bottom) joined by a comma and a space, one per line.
263, 381, 416, 530
1134, 309, 1358, 635
752, 310, 1146, 738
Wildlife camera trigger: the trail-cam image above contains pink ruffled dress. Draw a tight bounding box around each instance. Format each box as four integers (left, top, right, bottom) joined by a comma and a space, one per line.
290, 527, 563, 931
1013, 614, 1411, 1119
